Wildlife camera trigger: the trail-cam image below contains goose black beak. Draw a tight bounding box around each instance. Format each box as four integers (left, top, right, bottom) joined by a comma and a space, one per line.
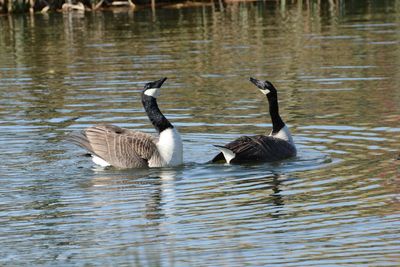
249, 77, 265, 89
153, 77, 168, 88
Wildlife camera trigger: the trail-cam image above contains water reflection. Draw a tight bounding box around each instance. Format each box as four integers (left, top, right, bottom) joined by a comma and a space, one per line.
1, 1, 400, 266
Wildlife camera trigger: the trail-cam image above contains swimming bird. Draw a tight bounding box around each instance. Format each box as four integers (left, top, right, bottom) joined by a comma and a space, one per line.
211, 77, 296, 164
67, 77, 183, 168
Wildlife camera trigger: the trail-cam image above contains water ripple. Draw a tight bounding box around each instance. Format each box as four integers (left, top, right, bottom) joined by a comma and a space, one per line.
1, 3, 400, 266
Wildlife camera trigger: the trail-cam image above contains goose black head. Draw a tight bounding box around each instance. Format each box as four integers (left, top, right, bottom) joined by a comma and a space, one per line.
143, 77, 167, 98
249, 77, 277, 96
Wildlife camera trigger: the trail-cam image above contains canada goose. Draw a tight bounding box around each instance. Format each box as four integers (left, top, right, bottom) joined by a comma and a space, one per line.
67, 77, 183, 168
211, 77, 296, 164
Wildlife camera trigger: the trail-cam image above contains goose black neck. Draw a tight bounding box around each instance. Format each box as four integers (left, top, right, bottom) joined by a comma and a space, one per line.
267, 94, 285, 134
142, 94, 173, 133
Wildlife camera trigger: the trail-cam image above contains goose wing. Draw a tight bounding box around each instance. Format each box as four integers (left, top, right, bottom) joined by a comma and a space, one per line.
67, 124, 158, 168
212, 135, 296, 163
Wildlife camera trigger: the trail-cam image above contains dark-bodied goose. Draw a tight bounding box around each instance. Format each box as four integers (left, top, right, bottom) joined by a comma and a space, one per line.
211, 77, 296, 164
67, 77, 183, 168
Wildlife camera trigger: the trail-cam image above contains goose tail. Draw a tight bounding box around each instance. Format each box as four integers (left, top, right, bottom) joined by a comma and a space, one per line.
64, 131, 92, 151
212, 145, 236, 164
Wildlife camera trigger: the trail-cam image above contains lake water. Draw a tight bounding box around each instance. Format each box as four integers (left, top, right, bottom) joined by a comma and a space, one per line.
1, 1, 399, 266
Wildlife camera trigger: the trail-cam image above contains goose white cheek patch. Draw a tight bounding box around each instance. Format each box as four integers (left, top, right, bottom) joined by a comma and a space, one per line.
259, 89, 270, 95
144, 88, 160, 97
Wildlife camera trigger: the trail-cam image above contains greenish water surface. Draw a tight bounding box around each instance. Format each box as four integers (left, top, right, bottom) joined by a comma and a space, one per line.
0, 2, 399, 266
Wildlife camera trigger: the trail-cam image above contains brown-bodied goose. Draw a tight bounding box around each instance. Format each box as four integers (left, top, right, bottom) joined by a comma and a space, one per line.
67, 77, 183, 168
211, 77, 296, 164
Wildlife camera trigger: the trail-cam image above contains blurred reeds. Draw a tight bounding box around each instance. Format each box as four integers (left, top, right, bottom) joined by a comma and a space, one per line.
0, 0, 348, 14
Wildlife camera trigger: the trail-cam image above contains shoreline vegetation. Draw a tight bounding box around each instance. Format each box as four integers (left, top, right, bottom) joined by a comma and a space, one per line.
2, 0, 216, 13
1, 0, 343, 14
